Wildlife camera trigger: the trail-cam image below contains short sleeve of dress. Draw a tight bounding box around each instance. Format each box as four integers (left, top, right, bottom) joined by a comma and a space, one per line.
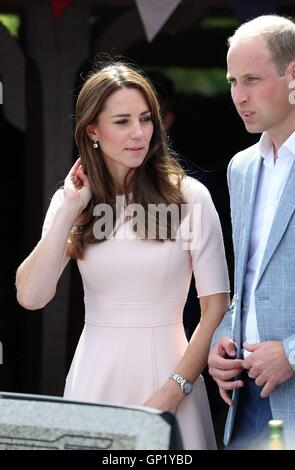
182, 176, 230, 298
41, 189, 65, 238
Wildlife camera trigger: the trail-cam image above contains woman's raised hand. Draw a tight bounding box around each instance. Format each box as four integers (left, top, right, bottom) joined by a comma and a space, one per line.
64, 158, 92, 213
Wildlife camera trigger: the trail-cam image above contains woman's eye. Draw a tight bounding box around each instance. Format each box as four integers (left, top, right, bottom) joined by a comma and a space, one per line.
114, 120, 128, 125
141, 116, 152, 122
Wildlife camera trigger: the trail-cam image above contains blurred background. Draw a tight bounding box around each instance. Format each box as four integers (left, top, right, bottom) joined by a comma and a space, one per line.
1, 0, 294, 447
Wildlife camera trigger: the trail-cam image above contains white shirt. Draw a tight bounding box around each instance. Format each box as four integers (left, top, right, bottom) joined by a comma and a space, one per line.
242, 131, 295, 357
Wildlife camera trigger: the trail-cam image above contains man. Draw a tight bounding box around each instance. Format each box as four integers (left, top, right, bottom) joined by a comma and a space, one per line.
208, 15, 295, 450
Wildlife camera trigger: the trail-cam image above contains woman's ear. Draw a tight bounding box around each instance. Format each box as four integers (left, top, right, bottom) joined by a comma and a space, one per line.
86, 123, 100, 141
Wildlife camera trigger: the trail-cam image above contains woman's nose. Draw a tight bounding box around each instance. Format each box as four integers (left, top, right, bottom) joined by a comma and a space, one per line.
130, 121, 144, 139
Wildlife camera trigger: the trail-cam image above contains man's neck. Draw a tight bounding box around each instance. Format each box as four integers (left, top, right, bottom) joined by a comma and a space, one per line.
267, 126, 295, 154
266, 128, 295, 163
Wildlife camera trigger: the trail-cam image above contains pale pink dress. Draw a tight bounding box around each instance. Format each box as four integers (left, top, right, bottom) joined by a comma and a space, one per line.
42, 176, 230, 450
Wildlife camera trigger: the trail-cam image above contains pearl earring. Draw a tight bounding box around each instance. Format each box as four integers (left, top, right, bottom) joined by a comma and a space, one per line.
93, 140, 99, 149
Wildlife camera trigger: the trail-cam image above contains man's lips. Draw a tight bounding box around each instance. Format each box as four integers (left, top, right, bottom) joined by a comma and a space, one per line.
239, 111, 256, 123
240, 111, 255, 118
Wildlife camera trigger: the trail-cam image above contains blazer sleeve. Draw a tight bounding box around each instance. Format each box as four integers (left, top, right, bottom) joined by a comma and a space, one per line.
210, 159, 236, 346
211, 303, 235, 346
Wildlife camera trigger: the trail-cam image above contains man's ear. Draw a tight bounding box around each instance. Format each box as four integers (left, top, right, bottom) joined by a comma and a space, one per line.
86, 123, 100, 141
288, 62, 295, 105
288, 59, 295, 79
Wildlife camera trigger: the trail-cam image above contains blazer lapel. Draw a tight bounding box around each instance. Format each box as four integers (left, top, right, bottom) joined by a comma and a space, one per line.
258, 159, 295, 283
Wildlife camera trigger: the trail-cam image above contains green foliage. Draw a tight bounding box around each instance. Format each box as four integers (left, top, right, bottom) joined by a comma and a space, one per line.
0, 14, 20, 38
200, 17, 238, 29
147, 67, 229, 96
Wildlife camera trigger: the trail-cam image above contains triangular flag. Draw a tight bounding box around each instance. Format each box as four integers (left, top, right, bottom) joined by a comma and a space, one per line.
135, 0, 182, 42
51, 0, 72, 18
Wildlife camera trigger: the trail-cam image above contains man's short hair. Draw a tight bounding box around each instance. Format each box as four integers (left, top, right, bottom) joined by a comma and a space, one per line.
228, 15, 295, 75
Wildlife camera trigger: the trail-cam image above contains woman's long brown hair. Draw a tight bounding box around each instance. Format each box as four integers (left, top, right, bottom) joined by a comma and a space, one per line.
68, 61, 187, 259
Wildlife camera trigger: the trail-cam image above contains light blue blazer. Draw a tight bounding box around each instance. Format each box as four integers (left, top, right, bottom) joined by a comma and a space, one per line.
212, 142, 295, 448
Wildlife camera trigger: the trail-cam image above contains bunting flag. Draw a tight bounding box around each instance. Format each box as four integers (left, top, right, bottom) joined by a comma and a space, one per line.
135, 0, 182, 42
228, 0, 280, 23
51, 0, 72, 18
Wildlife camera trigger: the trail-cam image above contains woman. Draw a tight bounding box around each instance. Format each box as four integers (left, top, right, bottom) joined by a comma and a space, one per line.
16, 61, 230, 449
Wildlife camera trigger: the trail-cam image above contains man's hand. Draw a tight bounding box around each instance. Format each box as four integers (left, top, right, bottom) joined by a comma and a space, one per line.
242, 341, 295, 397
208, 336, 244, 406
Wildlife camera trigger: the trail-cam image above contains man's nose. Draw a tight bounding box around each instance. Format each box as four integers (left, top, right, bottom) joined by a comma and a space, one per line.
232, 84, 248, 105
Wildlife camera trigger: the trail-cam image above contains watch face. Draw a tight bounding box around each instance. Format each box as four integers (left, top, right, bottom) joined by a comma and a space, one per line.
183, 381, 193, 394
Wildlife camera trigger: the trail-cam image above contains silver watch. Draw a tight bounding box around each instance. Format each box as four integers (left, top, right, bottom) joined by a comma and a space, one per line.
169, 373, 193, 395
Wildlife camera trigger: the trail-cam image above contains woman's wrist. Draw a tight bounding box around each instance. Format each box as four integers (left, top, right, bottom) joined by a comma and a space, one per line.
58, 200, 81, 224
162, 378, 185, 402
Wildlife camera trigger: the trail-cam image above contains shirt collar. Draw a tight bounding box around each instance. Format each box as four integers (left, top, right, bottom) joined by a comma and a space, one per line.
259, 133, 275, 168
259, 131, 295, 168
282, 131, 295, 158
